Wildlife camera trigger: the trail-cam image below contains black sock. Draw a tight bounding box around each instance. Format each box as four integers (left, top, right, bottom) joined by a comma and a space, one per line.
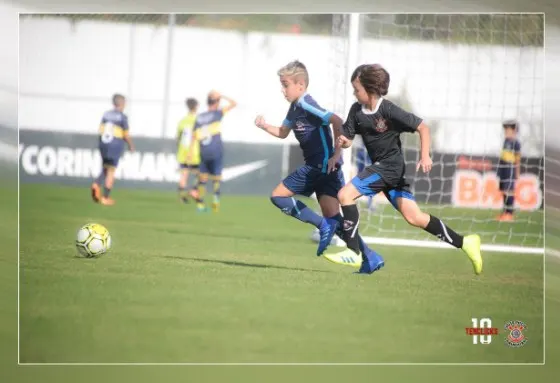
103, 187, 112, 198
341, 204, 361, 255
505, 195, 515, 214
424, 214, 463, 248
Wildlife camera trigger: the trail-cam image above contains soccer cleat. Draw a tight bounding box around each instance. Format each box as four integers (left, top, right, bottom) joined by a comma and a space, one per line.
316, 219, 339, 256
462, 234, 483, 275
357, 250, 385, 274
196, 203, 208, 213
90, 183, 101, 203
100, 197, 115, 206
324, 248, 362, 267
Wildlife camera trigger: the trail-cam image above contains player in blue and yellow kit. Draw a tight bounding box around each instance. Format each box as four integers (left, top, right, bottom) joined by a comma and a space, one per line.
496, 120, 521, 222
91, 94, 134, 206
189, 90, 237, 212
176, 98, 199, 203
254, 60, 381, 260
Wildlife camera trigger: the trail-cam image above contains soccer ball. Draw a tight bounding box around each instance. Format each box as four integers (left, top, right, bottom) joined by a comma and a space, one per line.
75, 223, 112, 258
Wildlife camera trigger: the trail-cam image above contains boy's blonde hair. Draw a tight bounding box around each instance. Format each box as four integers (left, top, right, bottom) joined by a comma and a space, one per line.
277, 60, 309, 87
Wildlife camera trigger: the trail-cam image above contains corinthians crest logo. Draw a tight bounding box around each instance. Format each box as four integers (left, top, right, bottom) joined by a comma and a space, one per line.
375, 118, 388, 133
504, 320, 527, 347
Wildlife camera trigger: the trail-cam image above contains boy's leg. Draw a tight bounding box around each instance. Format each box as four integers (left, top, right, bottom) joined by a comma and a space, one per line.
270, 166, 328, 231
191, 158, 209, 211
178, 164, 190, 202
210, 156, 223, 212
389, 187, 482, 275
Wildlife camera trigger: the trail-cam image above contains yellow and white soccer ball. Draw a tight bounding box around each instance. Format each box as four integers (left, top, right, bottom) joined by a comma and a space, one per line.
75, 223, 112, 258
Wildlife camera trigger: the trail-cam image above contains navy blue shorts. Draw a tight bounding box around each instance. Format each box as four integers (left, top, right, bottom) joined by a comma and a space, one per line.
283, 164, 344, 199
99, 144, 123, 168
200, 156, 223, 176
350, 164, 414, 209
499, 179, 516, 192
102, 156, 121, 168
498, 169, 516, 192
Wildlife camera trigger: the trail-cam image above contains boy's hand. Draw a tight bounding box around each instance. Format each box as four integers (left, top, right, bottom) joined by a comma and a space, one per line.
336, 135, 352, 149
255, 115, 266, 129
327, 152, 341, 173
416, 156, 432, 173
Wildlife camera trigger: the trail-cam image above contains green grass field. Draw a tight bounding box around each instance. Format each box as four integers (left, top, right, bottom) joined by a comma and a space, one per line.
18, 184, 544, 364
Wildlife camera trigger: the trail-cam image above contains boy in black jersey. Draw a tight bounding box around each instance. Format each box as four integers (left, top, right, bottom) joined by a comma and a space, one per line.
325, 64, 483, 275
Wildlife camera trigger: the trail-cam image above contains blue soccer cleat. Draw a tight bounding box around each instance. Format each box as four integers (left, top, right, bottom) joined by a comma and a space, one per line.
357, 249, 385, 274
316, 218, 339, 256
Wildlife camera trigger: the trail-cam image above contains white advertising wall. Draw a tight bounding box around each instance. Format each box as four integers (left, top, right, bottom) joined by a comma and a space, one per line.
19, 16, 544, 157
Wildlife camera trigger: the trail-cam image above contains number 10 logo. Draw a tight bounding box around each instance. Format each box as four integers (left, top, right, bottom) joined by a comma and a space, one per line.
466, 318, 499, 345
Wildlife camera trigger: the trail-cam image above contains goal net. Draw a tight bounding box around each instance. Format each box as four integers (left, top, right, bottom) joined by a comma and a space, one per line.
325, 14, 544, 253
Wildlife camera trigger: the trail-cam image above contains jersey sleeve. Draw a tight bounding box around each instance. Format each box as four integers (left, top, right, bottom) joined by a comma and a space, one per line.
342, 103, 360, 140
387, 102, 422, 133
121, 115, 129, 131
298, 95, 333, 124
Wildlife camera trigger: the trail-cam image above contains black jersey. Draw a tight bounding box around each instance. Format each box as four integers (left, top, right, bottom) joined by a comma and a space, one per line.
342, 98, 422, 167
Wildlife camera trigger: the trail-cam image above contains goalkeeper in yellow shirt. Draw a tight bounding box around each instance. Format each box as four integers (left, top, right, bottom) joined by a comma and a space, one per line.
176, 98, 200, 203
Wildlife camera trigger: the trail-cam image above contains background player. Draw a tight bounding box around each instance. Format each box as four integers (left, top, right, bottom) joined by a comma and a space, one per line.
176, 97, 200, 203
327, 64, 482, 275
189, 90, 237, 212
91, 93, 134, 206
496, 119, 521, 222
254, 60, 384, 262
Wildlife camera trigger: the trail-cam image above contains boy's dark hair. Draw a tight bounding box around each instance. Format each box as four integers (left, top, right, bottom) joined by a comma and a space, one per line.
502, 119, 519, 131
351, 64, 390, 96
186, 98, 198, 110
207, 96, 219, 106
112, 93, 125, 106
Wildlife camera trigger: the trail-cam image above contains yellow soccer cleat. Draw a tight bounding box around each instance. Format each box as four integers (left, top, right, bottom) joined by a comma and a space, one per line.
323, 248, 362, 268
462, 234, 483, 275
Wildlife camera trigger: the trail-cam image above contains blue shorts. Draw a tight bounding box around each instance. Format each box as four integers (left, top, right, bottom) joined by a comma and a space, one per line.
200, 156, 223, 176
498, 170, 516, 192
499, 179, 516, 192
99, 144, 123, 168
283, 164, 344, 199
351, 164, 415, 210
102, 157, 120, 167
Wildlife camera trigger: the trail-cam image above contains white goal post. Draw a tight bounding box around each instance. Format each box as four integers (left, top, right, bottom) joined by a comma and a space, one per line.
316, 13, 544, 254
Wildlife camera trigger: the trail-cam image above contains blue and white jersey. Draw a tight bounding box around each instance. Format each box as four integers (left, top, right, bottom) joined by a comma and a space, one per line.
283, 93, 337, 172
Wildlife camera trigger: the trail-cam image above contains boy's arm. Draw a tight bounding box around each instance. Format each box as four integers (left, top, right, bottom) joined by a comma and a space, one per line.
327, 113, 344, 172
122, 116, 135, 151
515, 141, 522, 178
416, 122, 432, 172
254, 116, 290, 139
337, 103, 360, 149
219, 94, 237, 114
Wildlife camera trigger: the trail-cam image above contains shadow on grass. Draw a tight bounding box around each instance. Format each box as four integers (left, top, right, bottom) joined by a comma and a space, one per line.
161, 255, 331, 274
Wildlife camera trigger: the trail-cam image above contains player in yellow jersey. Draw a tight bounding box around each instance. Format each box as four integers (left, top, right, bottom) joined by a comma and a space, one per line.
176, 98, 200, 203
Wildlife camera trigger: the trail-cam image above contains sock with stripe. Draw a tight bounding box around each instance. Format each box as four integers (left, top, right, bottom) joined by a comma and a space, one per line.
423, 214, 463, 248
341, 204, 361, 255
270, 196, 323, 228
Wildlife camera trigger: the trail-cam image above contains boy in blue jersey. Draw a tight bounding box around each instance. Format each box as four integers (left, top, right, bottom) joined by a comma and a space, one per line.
91, 94, 135, 206
254, 60, 383, 264
188, 90, 237, 212
496, 120, 521, 222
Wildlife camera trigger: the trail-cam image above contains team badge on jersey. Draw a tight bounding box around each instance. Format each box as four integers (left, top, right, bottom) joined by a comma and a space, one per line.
375, 118, 388, 133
